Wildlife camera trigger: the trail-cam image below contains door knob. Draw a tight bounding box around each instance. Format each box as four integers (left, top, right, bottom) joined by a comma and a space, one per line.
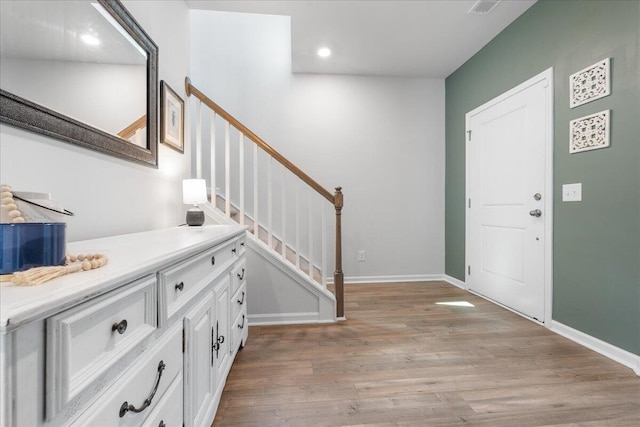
529, 209, 542, 217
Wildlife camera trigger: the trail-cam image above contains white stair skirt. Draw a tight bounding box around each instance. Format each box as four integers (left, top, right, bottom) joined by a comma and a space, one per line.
201, 202, 337, 325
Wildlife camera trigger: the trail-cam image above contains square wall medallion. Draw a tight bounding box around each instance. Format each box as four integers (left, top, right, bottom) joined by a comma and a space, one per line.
570, 58, 610, 108
570, 110, 610, 154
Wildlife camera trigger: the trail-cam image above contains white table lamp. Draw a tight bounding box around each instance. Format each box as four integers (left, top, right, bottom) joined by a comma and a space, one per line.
183, 179, 207, 226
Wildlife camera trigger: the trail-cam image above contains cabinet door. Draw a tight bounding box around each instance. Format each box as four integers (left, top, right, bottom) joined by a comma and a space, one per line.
213, 277, 230, 394
184, 294, 215, 427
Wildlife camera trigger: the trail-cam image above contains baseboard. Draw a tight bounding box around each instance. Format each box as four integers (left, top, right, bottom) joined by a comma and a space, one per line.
549, 320, 640, 376
326, 274, 466, 288
443, 275, 466, 290
248, 312, 337, 326
327, 274, 446, 285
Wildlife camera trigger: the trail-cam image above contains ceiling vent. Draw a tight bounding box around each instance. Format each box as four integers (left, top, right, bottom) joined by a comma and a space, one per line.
468, 0, 502, 15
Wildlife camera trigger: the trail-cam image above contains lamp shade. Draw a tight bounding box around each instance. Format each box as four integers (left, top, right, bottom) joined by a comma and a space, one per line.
182, 179, 207, 205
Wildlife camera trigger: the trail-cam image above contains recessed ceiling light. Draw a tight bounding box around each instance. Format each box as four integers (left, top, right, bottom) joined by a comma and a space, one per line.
81, 34, 100, 46
317, 47, 331, 58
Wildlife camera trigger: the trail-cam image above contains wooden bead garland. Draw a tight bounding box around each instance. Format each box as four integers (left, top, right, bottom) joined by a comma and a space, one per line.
0, 184, 26, 223
12, 253, 109, 286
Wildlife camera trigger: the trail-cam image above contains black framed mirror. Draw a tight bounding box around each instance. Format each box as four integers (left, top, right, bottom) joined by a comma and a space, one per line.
0, 0, 158, 167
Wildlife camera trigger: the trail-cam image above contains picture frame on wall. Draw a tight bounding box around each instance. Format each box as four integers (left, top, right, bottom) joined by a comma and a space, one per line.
569, 58, 610, 108
569, 110, 610, 154
160, 81, 184, 153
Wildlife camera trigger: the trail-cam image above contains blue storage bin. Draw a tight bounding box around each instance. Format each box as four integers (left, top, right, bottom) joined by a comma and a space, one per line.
0, 223, 66, 275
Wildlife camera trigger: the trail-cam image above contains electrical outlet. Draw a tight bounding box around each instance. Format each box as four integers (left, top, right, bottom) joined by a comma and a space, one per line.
562, 183, 582, 202
358, 250, 366, 262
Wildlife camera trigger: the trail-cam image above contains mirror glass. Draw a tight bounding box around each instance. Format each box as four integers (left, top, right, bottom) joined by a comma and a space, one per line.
0, 0, 158, 167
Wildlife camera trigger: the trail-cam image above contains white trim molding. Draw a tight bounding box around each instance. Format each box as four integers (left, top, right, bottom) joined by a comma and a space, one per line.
443, 275, 466, 290
334, 274, 466, 288
332, 274, 445, 285
550, 320, 640, 377
248, 313, 337, 326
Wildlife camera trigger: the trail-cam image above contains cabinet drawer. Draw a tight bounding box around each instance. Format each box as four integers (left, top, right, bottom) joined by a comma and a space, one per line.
47, 276, 157, 418
230, 259, 247, 297
231, 282, 247, 325
73, 323, 182, 426
159, 241, 236, 323
231, 309, 247, 353
142, 373, 183, 427
236, 234, 246, 256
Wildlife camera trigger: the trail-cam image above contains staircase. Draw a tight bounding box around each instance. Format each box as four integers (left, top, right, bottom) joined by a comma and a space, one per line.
185, 78, 344, 323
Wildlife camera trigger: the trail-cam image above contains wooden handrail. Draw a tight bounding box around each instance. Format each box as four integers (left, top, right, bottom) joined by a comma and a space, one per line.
185, 78, 334, 204
185, 77, 344, 319
118, 115, 146, 139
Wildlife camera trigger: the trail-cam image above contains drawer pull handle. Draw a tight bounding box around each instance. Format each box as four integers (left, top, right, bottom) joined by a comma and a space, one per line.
119, 360, 166, 418
112, 320, 128, 335
237, 291, 245, 305
240, 241, 245, 247
212, 335, 225, 358
212, 321, 224, 364
238, 314, 245, 329
232, 247, 237, 254
175, 281, 184, 291
211, 255, 215, 265
159, 421, 166, 427
212, 334, 225, 351
237, 268, 245, 281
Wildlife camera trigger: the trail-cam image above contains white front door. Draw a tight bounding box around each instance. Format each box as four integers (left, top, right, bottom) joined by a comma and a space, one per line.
466, 68, 553, 322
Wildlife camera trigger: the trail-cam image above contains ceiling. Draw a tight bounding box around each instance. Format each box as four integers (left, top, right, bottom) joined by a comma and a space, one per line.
186, 0, 537, 78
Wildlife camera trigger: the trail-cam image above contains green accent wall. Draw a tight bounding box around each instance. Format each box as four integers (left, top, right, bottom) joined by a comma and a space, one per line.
445, 0, 640, 355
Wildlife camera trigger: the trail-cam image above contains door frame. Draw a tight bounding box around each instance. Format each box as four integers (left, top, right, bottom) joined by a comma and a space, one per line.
465, 67, 554, 324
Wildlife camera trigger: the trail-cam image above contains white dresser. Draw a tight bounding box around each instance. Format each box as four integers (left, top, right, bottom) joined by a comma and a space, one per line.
0, 225, 248, 427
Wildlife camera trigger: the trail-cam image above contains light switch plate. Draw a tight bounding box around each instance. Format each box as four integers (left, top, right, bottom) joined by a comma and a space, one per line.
562, 183, 582, 202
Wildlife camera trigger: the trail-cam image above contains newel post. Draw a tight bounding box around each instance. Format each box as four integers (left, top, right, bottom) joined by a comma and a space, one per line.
334, 187, 344, 318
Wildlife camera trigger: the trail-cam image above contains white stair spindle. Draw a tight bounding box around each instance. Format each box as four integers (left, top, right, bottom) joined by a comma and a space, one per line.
210, 111, 216, 206
268, 157, 273, 248
295, 180, 300, 269
195, 100, 202, 179
224, 122, 230, 217
253, 144, 259, 236
281, 169, 286, 258
308, 191, 313, 280
239, 133, 245, 225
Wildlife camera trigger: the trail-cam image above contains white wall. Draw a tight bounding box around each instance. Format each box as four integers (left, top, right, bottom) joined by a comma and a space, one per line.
191, 10, 445, 280
0, 1, 190, 242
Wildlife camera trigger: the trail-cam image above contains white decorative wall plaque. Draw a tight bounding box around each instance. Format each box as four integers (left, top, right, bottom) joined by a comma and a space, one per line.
570, 110, 610, 153
570, 58, 610, 108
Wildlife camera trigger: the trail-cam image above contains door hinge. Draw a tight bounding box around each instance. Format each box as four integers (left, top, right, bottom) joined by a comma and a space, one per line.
467, 130, 472, 141
182, 329, 185, 353
468, 198, 471, 209
468, 265, 471, 276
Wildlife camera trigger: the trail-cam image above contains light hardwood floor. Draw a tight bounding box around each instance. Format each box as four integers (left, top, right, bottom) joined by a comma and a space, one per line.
214, 282, 640, 426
